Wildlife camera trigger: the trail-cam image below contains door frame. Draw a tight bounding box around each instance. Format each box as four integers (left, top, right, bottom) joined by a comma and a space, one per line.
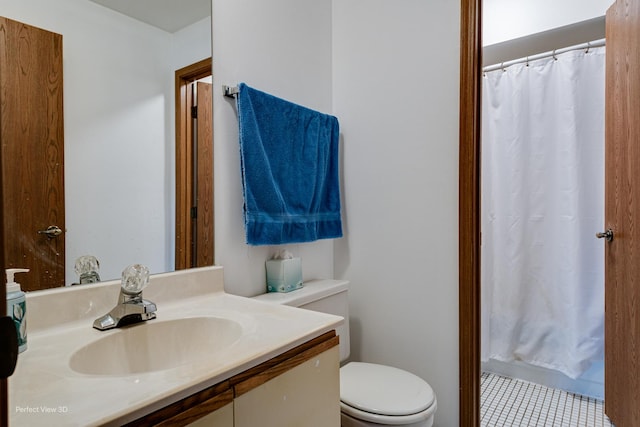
459, 0, 482, 426
175, 57, 213, 270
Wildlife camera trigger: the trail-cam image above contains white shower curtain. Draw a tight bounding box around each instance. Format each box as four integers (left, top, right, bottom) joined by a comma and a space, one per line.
481, 46, 606, 379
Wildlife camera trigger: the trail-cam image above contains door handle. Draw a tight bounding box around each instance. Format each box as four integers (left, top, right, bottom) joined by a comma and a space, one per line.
596, 229, 614, 242
37, 225, 63, 238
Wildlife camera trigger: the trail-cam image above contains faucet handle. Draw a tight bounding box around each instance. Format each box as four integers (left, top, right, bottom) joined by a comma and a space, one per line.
121, 264, 150, 295
74, 255, 101, 284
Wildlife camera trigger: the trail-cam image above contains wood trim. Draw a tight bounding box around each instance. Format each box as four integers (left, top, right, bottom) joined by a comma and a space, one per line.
234, 334, 339, 398
155, 389, 234, 427
176, 77, 193, 270
123, 381, 231, 427
175, 57, 212, 270
459, 0, 482, 426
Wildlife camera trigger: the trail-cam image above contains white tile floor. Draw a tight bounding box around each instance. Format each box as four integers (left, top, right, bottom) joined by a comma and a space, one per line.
481, 372, 614, 427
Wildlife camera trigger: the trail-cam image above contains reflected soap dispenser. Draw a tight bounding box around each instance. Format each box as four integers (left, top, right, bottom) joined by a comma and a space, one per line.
6, 268, 29, 353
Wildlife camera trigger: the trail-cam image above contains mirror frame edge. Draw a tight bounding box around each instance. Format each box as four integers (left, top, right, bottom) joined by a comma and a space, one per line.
459, 0, 482, 426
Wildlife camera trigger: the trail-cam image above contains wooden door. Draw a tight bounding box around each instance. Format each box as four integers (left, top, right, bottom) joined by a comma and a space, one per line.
0, 17, 65, 291
195, 81, 214, 267
604, 0, 640, 424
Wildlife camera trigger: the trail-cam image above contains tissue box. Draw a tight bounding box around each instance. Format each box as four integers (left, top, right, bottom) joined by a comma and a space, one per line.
266, 258, 303, 293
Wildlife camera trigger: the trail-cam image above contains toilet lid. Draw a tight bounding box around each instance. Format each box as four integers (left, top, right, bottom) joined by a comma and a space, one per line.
340, 362, 436, 416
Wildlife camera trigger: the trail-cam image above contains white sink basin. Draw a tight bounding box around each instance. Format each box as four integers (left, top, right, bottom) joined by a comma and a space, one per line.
69, 316, 243, 375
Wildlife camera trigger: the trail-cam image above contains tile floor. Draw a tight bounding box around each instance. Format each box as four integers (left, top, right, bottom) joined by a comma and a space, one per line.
481, 372, 614, 427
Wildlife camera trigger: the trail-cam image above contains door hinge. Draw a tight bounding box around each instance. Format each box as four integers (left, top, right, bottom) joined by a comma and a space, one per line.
191, 106, 198, 119
191, 207, 197, 219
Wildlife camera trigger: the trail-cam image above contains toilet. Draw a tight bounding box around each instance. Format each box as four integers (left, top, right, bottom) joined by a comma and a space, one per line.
252, 279, 437, 427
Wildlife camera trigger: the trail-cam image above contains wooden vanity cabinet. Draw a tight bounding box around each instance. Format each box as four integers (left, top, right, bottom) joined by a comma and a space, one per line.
128, 331, 340, 427
233, 331, 340, 427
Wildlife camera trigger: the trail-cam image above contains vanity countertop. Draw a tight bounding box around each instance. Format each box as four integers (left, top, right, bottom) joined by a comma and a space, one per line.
8, 266, 343, 426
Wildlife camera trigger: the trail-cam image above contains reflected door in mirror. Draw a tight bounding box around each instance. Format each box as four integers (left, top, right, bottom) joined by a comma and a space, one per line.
194, 81, 214, 267
0, 17, 65, 291
175, 59, 213, 270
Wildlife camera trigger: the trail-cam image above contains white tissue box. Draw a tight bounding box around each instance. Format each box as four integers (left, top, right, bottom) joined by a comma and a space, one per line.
266, 258, 303, 293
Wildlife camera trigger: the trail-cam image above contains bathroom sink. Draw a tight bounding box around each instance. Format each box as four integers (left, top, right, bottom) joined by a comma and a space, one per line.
69, 316, 243, 375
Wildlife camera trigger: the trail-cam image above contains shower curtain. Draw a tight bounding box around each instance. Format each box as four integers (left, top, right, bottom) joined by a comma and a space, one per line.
481, 46, 606, 379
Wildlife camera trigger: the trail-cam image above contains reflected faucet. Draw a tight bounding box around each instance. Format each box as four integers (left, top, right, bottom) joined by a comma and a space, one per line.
73, 255, 101, 285
93, 264, 157, 330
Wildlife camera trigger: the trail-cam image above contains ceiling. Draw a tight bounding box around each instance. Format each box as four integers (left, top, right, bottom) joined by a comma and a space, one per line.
88, 0, 211, 33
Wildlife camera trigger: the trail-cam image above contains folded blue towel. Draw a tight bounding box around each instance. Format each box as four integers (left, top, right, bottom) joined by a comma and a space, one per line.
237, 83, 342, 245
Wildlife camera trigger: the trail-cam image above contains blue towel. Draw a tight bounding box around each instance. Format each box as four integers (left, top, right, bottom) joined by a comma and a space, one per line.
237, 83, 342, 245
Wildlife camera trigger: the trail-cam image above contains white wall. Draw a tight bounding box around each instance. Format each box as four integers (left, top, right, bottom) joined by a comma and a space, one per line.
171, 16, 212, 71
213, 1, 461, 424
332, 1, 461, 425
212, 0, 335, 297
484, 0, 611, 45
0, 0, 210, 284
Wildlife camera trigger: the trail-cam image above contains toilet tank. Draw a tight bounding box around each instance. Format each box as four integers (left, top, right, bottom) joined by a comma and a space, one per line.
252, 279, 350, 362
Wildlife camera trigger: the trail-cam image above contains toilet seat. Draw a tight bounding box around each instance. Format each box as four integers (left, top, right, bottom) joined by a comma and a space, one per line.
340, 362, 437, 425
340, 400, 437, 425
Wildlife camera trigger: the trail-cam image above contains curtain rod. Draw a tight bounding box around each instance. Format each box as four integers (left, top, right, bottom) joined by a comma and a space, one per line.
483, 38, 605, 73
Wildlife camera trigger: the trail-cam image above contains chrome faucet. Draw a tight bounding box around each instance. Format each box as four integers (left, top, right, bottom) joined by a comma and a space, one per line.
93, 264, 157, 330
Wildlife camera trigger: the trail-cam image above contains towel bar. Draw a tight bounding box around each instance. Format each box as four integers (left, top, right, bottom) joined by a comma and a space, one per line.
223, 85, 239, 98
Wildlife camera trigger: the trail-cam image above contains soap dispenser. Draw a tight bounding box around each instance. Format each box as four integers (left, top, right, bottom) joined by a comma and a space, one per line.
6, 268, 29, 353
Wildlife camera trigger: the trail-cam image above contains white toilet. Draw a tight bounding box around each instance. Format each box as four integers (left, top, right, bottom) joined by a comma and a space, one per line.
252, 279, 437, 427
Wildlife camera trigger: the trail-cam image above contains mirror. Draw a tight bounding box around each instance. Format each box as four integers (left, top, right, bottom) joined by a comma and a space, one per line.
1, 0, 212, 285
